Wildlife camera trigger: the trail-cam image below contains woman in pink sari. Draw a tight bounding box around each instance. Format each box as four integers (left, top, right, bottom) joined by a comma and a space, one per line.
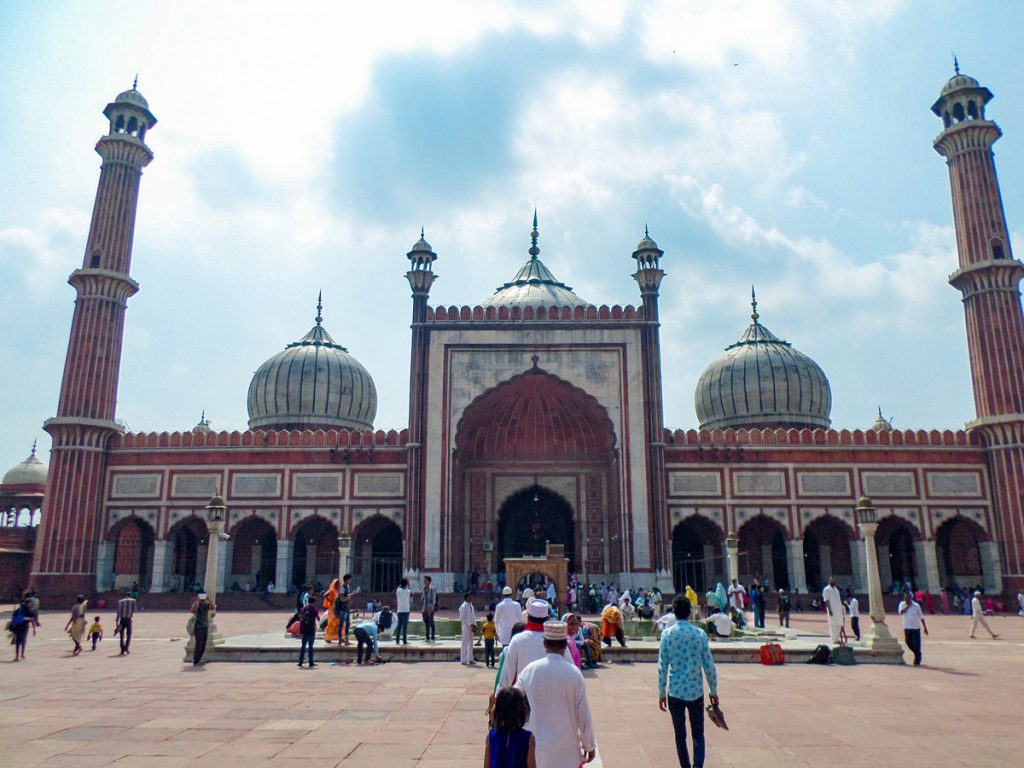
562, 613, 582, 668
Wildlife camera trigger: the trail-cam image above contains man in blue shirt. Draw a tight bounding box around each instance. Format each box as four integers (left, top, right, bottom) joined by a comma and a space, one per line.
658, 596, 719, 768
353, 616, 382, 665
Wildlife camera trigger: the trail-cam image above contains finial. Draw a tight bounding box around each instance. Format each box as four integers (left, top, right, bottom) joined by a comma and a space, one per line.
133, 73, 139, 90
530, 354, 541, 370
750, 285, 759, 323
644, 223, 650, 238
315, 291, 323, 325
420, 226, 425, 240
30, 439, 37, 457
953, 53, 960, 76
529, 208, 540, 258
201, 409, 206, 421
877, 406, 883, 419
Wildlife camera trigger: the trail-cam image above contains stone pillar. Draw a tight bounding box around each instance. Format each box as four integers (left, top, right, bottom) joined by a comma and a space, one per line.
218, 540, 233, 593
849, 541, 867, 593
914, 540, 942, 593
725, 532, 739, 583
203, 534, 221, 596
760, 544, 774, 585
275, 539, 294, 593
877, 544, 893, 591
978, 541, 1003, 594
786, 539, 808, 594
305, 543, 317, 584
95, 541, 114, 592
338, 533, 353, 582
150, 540, 173, 593
857, 497, 901, 654
819, 544, 832, 583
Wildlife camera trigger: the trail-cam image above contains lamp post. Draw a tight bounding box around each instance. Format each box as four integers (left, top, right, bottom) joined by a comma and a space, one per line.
203, 495, 226, 596
338, 530, 352, 582
856, 495, 901, 654
725, 531, 739, 584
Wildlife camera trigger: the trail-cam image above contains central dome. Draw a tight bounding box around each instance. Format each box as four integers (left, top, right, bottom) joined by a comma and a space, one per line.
481, 213, 589, 309
247, 299, 377, 431
695, 293, 831, 431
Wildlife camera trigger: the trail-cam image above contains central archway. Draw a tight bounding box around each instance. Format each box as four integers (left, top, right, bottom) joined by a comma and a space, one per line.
498, 486, 575, 572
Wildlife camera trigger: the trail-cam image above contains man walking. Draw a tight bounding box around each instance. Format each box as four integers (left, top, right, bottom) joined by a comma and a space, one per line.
498, 598, 573, 688
336, 573, 352, 646
297, 596, 319, 668
822, 577, 844, 644
970, 591, 998, 639
727, 578, 746, 615
421, 575, 437, 643
659, 596, 719, 768
777, 589, 791, 628
898, 590, 928, 666
115, 589, 137, 655
847, 593, 861, 642
494, 586, 521, 646
458, 592, 477, 665
516, 621, 597, 766
190, 593, 214, 666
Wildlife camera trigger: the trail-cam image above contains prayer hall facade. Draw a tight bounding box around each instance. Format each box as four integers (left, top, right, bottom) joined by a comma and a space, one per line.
3, 69, 1023, 601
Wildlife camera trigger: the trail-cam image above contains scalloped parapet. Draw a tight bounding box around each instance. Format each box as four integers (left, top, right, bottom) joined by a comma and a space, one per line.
426, 304, 643, 323
662, 427, 978, 448
111, 427, 410, 451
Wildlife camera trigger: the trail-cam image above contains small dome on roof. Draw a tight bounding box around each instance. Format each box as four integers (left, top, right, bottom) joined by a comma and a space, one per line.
695, 291, 831, 431
869, 408, 893, 431
192, 412, 212, 434
247, 298, 377, 431
941, 73, 981, 97
2, 443, 48, 487
115, 87, 150, 110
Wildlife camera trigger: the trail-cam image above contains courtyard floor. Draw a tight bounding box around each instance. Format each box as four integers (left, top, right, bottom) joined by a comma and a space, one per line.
1, 608, 1021, 767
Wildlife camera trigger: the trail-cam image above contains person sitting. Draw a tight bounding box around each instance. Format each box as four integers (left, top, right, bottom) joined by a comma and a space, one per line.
636, 598, 655, 620
730, 606, 747, 628
708, 610, 734, 639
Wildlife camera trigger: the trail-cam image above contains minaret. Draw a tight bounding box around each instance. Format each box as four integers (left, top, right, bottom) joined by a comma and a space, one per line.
31, 84, 157, 597
933, 66, 1024, 593
404, 229, 437, 584
632, 227, 672, 590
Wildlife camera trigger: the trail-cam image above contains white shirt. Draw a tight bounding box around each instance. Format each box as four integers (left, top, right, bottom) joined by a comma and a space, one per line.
494, 597, 521, 644
823, 585, 844, 621
711, 613, 733, 636
656, 613, 678, 634
395, 587, 411, 613
727, 583, 746, 611
847, 596, 860, 618
899, 600, 924, 630
458, 600, 476, 628
516, 653, 597, 767
546, 582, 557, 602
971, 596, 984, 617
497, 629, 573, 689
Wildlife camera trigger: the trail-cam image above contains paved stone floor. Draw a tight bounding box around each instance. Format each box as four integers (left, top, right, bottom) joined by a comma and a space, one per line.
1, 608, 1021, 767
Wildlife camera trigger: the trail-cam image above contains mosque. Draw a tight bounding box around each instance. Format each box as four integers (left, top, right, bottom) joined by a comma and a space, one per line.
2, 69, 1022, 602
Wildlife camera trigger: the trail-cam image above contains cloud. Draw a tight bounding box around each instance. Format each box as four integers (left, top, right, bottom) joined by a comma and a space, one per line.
0, 209, 87, 295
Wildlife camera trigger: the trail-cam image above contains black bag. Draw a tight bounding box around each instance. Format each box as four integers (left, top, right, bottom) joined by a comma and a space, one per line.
378, 608, 393, 630
806, 644, 832, 664
832, 645, 856, 665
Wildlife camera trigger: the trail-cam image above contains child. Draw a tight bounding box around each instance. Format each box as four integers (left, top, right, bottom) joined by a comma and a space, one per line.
89, 616, 104, 651
482, 612, 497, 667
484, 686, 536, 768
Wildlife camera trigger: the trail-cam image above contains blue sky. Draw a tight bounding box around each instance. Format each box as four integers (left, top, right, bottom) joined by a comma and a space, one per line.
2, 1, 1023, 475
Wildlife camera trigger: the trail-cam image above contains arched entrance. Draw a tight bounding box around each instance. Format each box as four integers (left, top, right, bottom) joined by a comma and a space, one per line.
876, 516, 918, 591
169, 516, 207, 592
498, 486, 575, 572
112, 517, 155, 590
353, 515, 403, 592
672, 516, 722, 593
230, 516, 278, 590
292, 516, 338, 590
936, 516, 986, 588
803, 515, 854, 592
454, 365, 617, 577
738, 515, 789, 589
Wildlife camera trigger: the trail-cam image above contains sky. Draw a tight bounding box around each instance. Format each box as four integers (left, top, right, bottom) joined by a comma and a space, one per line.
1, 1, 1023, 476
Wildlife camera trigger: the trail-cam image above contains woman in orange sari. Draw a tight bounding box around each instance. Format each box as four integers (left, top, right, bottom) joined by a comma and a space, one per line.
323, 579, 341, 643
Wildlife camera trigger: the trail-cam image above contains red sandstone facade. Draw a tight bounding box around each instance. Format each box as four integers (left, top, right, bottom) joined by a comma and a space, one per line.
5, 70, 1022, 601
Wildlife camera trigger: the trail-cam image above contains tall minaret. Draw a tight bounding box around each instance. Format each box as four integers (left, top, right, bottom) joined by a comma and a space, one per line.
933, 66, 1024, 593
632, 227, 672, 591
404, 229, 437, 585
31, 84, 157, 597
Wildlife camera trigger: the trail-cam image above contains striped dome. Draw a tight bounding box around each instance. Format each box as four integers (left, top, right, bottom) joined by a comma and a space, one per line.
695, 297, 831, 431
247, 304, 376, 432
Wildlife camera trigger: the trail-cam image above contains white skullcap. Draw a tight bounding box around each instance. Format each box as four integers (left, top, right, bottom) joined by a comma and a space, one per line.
543, 621, 567, 641
502, 586, 513, 596
527, 598, 550, 619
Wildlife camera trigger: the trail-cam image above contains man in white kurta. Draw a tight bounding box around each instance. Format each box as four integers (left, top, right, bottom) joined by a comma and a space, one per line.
498, 598, 573, 688
458, 593, 476, 665
822, 577, 845, 644
970, 591, 998, 638
494, 587, 522, 645
727, 579, 746, 612
516, 621, 597, 767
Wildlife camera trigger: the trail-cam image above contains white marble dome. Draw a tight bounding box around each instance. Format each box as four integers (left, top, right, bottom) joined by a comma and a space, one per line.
2, 444, 48, 487
695, 298, 831, 431
247, 306, 376, 432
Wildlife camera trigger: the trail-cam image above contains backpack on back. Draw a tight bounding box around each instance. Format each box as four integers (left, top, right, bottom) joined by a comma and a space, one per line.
378, 608, 393, 630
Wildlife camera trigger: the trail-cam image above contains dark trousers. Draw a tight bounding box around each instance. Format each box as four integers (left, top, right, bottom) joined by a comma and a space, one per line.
904, 628, 922, 665
779, 610, 790, 628
192, 627, 209, 665
338, 607, 350, 640
851, 617, 860, 641
395, 612, 409, 644
754, 607, 765, 628
91, 632, 101, 650
581, 642, 595, 668
119, 618, 132, 653
603, 627, 626, 647
354, 627, 373, 663
299, 631, 315, 666
422, 610, 436, 641
668, 695, 705, 768
484, 639, 496, 666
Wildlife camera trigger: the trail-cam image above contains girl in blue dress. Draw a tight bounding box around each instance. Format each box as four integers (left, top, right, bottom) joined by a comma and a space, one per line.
485, 686, 536, 768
